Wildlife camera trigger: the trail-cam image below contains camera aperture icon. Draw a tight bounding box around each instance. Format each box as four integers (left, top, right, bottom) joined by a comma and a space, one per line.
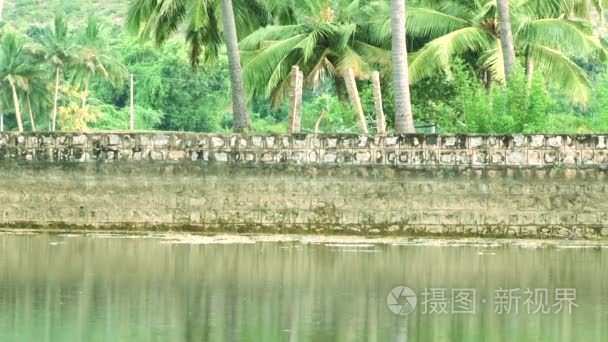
387, 286, 417, 315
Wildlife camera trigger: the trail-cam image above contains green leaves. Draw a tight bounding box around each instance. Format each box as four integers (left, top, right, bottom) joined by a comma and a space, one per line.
398, 0, 606, 105
409, 27, 494, 83
241, 0, 389, 107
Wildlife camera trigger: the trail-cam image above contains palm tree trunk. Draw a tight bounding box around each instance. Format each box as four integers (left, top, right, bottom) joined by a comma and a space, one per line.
525, 53, 534, 87
314, 110, 325, 133
371, 71, 386, 135
52, 67, 60, 132
9, 79, 24, 133
27, 93, 36, 132
391, 0, 415, 133
485, 70, 493, 91
497, 0, 516, 81
82, 78, 89, 109
342, 68, 368, 134
334, 77, 347, 102
288, 66, 303, 133
221, 0, 252, 133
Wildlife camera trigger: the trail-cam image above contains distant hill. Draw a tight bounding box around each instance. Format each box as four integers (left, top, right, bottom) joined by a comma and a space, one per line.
3, 0, 128, 28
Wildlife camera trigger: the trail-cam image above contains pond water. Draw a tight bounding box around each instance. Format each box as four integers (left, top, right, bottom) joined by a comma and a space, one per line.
0, 233, 606, 341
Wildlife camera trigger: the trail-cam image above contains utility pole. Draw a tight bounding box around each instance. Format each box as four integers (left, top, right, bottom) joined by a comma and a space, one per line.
130, 73, 134, 131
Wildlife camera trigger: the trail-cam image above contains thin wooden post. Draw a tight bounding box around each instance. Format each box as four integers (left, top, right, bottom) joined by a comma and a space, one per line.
287, 66, 303, 133
0, 113, 3, 132
52, 67, 59, 132
130, 73, 134, 131
371, 71, 386, 135
342, 68, 368, 134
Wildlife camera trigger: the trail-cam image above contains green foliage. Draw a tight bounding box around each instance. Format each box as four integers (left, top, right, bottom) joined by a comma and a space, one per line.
362, 0, 607, 105
240, 0, 391, 108
90, 104, 163, 131
93, 41, 232, 132
2, 0, 608, 134
300, 93, 360, 133
426, 61, 554, 133
408, 60, 608, 134
4, 0, 128, 29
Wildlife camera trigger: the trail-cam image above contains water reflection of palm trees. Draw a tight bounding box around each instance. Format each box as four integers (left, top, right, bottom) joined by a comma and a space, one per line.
0, 234, 605, 341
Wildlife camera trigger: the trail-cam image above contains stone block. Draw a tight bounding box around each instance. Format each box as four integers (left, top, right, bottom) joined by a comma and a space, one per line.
469, 136, 484, 149
210, 136, 225, 148
546, 136, 562, 148
167, 150, 187, 160
251, 136, 263, 147
507, 151, 526, 165
529, 135, 544, 148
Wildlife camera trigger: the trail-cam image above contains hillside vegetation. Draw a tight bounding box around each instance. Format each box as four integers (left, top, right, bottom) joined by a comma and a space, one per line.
4, 0, 127, 27
1, 0, 608, 134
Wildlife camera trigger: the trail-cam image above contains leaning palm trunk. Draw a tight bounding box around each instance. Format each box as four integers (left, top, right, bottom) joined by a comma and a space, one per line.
27, 93, 36, 132
314, 112, 325, 133
342, 68, 368, 134
221, 0, 252, 132
9, 79, 24, 133
497, 0, 516, 80
52, 67, 60, 132
391, 0, 415, 133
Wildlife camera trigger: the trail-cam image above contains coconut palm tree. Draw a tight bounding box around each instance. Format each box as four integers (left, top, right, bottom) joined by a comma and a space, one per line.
497, 0, 516, 80
126, 0, 268, 132
30, 15, 79, 131
21, 69, 50, 131
391, 0, 415, 133
0, 30, 40, 132
73, 17, 127, 108
240, 0, 391, 109
365, 0, 607, 105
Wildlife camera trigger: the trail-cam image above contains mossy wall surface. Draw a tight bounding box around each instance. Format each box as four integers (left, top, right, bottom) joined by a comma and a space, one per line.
1, 132, 607, 237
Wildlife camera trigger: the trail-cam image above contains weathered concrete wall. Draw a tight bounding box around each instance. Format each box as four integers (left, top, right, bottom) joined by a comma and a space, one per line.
1, 132, 607, 167
1, 132, 607, 238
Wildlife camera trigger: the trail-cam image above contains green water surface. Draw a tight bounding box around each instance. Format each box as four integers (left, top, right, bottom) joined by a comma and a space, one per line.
0, 233, 606, 341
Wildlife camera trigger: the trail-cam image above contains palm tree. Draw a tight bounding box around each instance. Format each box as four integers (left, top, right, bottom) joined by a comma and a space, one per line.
73, 17, 127, 108
126, 0, 268, 132
365, 0, 607, 105
0, 30, 39, 132
391, 0, 415, 133
497, 0, 516, 80
21, 71, 50, 131
30, 15, 79, 131
240, 0, 391, 109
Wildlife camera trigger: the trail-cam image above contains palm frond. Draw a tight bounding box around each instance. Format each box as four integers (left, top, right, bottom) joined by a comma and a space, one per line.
529, 44, 591, 105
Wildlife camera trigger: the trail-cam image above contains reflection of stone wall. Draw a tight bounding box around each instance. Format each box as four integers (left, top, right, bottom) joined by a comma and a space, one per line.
1, 133, 607, 237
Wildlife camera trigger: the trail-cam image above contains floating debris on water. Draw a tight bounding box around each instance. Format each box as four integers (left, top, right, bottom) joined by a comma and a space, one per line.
325, 244, 375, 248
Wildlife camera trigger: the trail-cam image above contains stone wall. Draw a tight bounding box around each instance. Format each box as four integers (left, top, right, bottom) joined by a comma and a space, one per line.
1, 132, 607, 167
0, 132, 607, 238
